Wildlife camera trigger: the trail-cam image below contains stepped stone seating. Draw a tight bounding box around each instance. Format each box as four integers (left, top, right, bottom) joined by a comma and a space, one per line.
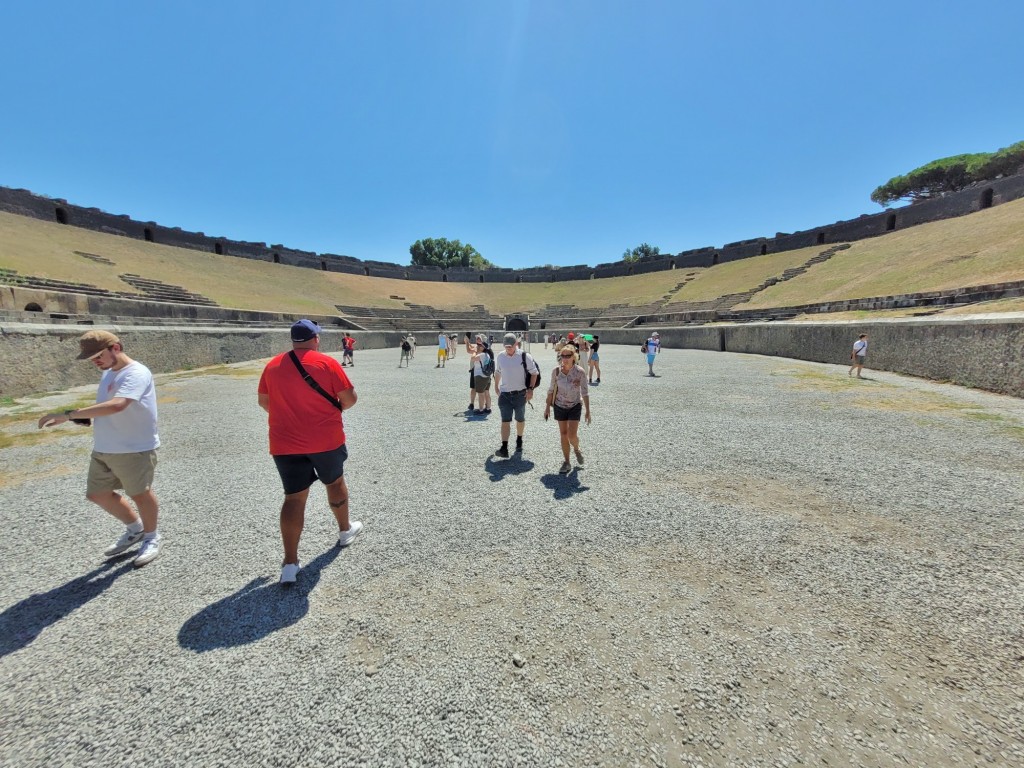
118, 274, 218, 306
334, 302, 502, 331
74, 250, 116, 265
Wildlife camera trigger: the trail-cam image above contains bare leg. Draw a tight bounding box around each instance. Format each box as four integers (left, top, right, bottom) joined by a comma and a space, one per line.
501, 420, 511, 442
558, 421, 570, 461
281, 488, 310, 565
326, 475, 350, 532
567, 420, 581, 453
87, 491, 141, 526
128, 489, 160, 534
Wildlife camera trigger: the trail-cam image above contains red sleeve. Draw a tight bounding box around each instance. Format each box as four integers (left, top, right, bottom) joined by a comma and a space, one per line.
326, 355, 353, 393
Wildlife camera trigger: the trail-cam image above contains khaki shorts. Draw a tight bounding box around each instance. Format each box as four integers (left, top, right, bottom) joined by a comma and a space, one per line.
87, 450, 158, 497
473, 375, 492, 393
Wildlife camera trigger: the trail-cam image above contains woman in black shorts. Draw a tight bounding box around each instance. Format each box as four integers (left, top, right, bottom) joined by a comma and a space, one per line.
543, 346, 592, 474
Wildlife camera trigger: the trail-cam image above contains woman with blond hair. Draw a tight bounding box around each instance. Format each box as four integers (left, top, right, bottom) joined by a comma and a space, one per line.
544, 345, 591, 474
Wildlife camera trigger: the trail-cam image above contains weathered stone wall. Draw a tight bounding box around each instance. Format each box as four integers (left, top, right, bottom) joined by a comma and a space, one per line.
5, 173, 1023, 285
0, 325, 403, 397
536, 319, 1024, 398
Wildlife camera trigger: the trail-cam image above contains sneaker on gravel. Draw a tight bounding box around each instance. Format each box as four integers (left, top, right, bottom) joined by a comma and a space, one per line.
280, 562, 301, 585
133, 535, 162, 568
104, 529, 144, 558
337, 520, 364, 548
495, 445, 509, 458
574, 448, 584, 465
558, 461, 571, 475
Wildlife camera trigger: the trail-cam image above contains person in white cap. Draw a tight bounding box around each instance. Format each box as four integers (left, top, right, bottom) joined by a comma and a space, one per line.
38, 330, 163, 567
645, 331, 661, 376
258, 319, 362, 585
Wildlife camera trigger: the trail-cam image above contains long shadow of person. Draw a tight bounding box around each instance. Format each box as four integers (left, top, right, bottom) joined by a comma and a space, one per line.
177, 546, 341, 652
0, 558, 135, 658
539, 470, 590, 500
484, 455, 536, 482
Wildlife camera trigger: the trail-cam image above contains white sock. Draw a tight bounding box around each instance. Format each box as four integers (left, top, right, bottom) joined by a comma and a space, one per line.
127, 520, 144, 534
143, 530, 159, 541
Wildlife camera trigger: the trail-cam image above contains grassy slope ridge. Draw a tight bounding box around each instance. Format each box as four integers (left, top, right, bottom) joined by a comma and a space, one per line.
2, 197, 1023, 317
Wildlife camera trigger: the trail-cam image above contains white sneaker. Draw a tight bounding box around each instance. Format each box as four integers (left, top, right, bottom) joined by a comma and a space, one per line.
280, 562, 301, 585
133, 535, 162, 568
104, 528, 144, 558
337, 520, 363, 548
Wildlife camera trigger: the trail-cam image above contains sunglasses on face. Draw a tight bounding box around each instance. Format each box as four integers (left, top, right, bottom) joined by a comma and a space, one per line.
560, 353, 574, 358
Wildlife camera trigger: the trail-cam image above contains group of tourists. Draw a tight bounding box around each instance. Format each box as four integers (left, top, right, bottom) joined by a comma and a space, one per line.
35, 322, 871, 586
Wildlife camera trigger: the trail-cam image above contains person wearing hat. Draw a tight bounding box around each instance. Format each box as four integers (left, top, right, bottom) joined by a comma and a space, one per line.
645, 331, 661, 376
492, 332, 541, 458
258, 319, 362, 585
38, 330, 163, 567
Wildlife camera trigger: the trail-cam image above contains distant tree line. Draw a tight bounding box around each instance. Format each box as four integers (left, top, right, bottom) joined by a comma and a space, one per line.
622, 243, 660, 263
871, 140, 1024, 207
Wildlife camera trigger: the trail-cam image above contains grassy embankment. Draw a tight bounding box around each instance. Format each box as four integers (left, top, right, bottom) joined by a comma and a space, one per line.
3, 195, 1023, 318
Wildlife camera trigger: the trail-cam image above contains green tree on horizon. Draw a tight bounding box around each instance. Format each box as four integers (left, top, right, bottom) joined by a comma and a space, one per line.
409, 237, 494, 270
871, 140, 1024, 207
622, 243, 661, 263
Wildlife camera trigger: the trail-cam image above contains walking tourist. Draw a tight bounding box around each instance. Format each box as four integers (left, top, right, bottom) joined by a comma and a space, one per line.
849, 333, 869, 378
493, 333, 541, 457
257, 319, 362, 585
341, 333, 356, 367
544, 344, 591, 474
470, 343, 493, 414
399, 336, 413, 367
37, 330, 163, 567
645, 331, 661, 376
588, 335, 601, 384
436, 331, 449, 368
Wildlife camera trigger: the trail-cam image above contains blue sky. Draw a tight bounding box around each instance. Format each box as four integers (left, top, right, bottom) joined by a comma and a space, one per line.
2, 1, 1022, 269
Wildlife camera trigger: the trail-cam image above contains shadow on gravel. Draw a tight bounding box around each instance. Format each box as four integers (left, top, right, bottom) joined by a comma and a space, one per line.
539, 471, 590, 499
485, 455, 536, 482
177, 546, 341, 652
0, 559, 135, 658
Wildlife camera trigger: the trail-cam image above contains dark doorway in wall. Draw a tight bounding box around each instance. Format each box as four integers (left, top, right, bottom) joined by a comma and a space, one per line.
364, 267, 370, 276
215, 242, 224, 255
25, 302, 43, 312
517, 276, 522, 283
712, 253, 719, 265
980, 188, 994, 209
442, 274, 448, 282
272, 252, 280, 264
760, 244, 767, 255
670, 260, 676, 269
590, 273, 595, 280
816, 232, 825, 245
886, 214, 896, 231
55, 207, 68, 225
144, 228, 154, 242
628, 266, 634, 276
321, 260, 327, 271
479, 275, 484, 283
506, 317, 528, 332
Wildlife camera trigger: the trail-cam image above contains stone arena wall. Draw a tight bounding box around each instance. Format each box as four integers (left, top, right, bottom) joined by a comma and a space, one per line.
3, 173, 1024, 282
3, 320, 1021, 399
541, 318, 1024, 399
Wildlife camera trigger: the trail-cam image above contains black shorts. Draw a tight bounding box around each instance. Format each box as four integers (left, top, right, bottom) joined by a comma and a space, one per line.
553, 403, 582, 422
272, 444, 348, 495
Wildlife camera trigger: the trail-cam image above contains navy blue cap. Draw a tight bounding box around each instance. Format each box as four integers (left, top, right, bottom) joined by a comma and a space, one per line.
290, 319, 320, 341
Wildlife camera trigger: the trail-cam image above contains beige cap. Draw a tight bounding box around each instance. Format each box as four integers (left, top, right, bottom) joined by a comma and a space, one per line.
77, 330, 120, 359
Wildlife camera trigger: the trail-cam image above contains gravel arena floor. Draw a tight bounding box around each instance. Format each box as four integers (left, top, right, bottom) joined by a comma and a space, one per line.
1, 343, 1022, 767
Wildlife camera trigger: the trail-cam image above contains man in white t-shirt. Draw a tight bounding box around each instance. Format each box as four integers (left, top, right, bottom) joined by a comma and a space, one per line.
645, 331, 661, 376
492, 333, 541, 457
436, 332, 449, 368
848, 333, 868, 378
38, 330, 163, 567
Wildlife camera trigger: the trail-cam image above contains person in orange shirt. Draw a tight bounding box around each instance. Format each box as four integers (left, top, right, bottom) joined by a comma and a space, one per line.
258, 320, 361, 585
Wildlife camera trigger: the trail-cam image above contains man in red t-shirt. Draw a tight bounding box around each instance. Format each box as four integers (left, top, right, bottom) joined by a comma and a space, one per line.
258, 319, 361, 585
341, 333, 356, 367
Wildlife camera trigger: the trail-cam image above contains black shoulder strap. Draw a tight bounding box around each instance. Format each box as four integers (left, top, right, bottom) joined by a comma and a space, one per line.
521, 351, 537, 389
288, 351, 342, 411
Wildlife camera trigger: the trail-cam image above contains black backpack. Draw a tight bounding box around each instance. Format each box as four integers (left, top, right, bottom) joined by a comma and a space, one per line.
480, 352, 495, 377
401, 340, 411, 351
521, 352, 541, 389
